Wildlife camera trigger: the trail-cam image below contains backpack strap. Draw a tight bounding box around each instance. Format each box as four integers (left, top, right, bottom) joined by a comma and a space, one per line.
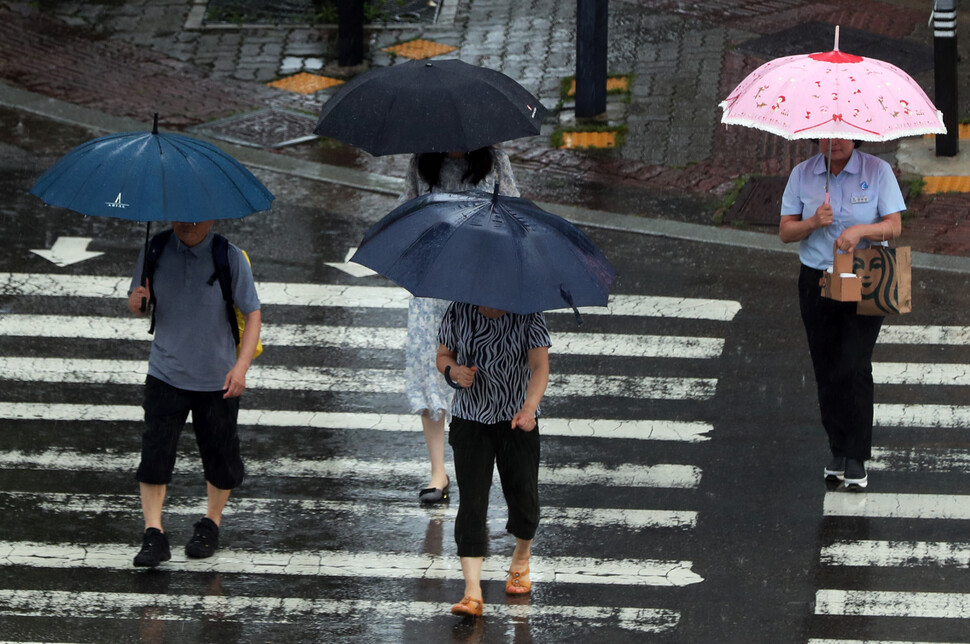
144, 229, 174, 336
207, 234, 241, 346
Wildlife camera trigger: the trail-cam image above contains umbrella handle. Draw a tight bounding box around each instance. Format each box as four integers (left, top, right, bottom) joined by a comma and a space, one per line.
139, 221, 151, 313
824, 192, 830, 205
443, 366, 464, 390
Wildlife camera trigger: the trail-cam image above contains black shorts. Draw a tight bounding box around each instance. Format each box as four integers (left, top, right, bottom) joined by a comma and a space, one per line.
136, 375, 244, 489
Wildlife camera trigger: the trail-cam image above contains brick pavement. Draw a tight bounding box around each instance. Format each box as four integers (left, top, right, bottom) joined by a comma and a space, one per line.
1, 0, 968, 255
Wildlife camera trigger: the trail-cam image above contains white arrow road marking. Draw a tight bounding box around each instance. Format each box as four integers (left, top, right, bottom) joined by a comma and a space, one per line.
815, 589, 970, 619
0, 492, 698, 531
0, 590, 681, 634
0, 403, 713, 442
0, 542, 704, 587
0, 357, 718, 400
821, 539, 970, 568
0, 273, 741, 320
0, 314, 727, 359
324, 247, 377, 277
824, 492, 970, 520
0, 449, 703, 488
28, 237, 103, 267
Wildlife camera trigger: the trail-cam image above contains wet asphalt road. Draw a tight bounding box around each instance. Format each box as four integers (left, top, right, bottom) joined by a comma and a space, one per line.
2, 107, 970, 643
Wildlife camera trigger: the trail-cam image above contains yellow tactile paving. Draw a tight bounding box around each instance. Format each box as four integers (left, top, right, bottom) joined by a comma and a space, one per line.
922, 175, 970, 194
266, 73, 344, 95
923, 123, 970, 139
559, 131, 617, 149
382, 39, 458, 60
568, 76, 630, 97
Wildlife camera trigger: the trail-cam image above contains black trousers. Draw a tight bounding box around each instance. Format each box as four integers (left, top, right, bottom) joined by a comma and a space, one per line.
449, 417, 540, 558
798, 265, 883, 461
136, 375, 244, 489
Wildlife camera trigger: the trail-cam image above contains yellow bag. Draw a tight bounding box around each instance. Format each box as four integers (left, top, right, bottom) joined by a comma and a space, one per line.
237, 250, 264, 359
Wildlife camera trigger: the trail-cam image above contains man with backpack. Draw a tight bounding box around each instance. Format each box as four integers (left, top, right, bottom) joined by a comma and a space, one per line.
127, 220, 261, 568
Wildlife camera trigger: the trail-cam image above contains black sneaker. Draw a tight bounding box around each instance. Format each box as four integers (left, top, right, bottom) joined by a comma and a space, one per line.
185, 517, 220, 558
824, 456, 846, 481
844, 459, 868, 491
133, 527, 171, 568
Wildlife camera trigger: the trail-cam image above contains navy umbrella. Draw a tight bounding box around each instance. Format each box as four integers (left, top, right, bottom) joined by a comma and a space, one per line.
314, 59, 547, 155
30, 114, 274, 309
350, 187, 617, 322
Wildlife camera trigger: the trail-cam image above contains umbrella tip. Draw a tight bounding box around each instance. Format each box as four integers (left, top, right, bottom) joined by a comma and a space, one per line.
152, 113, 159, 135
492, 181, 500, 204
560, 286, 583, 325
834, 25, 840, 51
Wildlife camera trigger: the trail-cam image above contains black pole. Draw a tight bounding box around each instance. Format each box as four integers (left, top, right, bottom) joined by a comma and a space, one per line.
934, 0, 959, 157
337, 0, 365, 67
575, 0, 608, 118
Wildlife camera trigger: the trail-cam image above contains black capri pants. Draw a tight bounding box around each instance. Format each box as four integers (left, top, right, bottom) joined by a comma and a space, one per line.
136, 375, 244, 489
449, 417, 540, 558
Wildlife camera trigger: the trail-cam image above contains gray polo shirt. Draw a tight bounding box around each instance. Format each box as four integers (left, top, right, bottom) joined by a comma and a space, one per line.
130, 231, 260, 392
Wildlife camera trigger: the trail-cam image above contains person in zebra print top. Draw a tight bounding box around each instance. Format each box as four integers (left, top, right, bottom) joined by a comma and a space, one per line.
436, 302, 551, 617
402, 147, 520, 504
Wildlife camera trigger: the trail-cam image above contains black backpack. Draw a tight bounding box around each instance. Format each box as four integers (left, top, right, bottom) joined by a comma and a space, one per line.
143, 229, 240, 346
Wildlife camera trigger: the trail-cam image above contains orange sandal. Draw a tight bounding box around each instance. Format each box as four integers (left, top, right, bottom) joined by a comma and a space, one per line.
451, 595, 484, 617
505, 566, 531, 595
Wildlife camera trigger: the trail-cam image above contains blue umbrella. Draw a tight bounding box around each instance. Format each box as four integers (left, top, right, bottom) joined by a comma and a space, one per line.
30, 114, 274, 310
350, 187, 617, 323
30, 115, 274, 222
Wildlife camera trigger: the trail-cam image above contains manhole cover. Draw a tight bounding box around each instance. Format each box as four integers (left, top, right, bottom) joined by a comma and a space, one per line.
726, 176, 787, 227
737, 22, 933, 76
205, 0, 442, 25
191, 109, 318, 148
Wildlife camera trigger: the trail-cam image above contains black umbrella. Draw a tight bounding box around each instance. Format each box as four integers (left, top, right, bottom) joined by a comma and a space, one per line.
313, 59, 547, 155
350, 186, 617, 323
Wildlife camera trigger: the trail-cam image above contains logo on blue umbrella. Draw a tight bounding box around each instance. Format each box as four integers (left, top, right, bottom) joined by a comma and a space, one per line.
105, 193, 130, 209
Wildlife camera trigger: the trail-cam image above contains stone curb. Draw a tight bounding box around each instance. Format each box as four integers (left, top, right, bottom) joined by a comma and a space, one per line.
4, 78, 969, 275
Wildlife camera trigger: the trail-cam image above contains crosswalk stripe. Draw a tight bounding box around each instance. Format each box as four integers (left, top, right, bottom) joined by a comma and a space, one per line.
0, 491, 698, 530
0, 357, 718, 400
0, 450, 703, 489
824, 492, 970, 520
868, 446, 970, 473
0, 402, 713, 442
821, 539, 970, 567
0, 542, 705, 587
0, 273, 742, 320
879, 325, 970, 345
873, 362, 970, 386
875, 403, 970, 428
0, 589, 680, 633
815, 589, 970, 618
809, 640, 960, 644
0, 314, 727, 359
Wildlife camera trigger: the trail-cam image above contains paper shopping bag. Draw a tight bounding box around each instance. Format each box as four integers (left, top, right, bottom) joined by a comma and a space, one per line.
853, 245, 912, 315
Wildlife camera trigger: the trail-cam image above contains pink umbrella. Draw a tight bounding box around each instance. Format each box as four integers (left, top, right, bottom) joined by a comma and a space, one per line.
719, 27, 945, 142
719, 26, 945, 198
